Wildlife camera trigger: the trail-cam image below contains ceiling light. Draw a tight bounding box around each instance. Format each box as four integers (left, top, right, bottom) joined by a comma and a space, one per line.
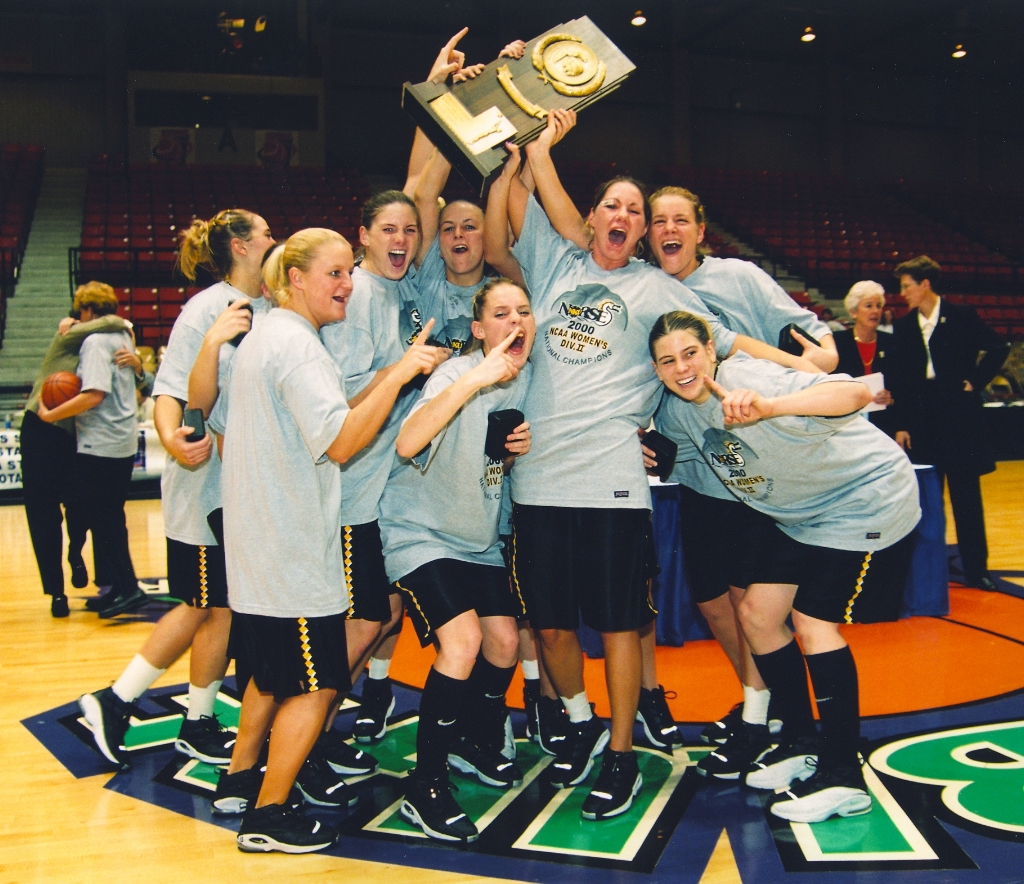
801, 26, 816, 42
631, 10, 646, 26
952, 43, 966, 58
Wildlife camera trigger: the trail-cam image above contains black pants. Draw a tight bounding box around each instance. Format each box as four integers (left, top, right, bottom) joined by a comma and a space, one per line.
20, 411, 93, 596
940, 467, 989, 582
75, 452, 137, 596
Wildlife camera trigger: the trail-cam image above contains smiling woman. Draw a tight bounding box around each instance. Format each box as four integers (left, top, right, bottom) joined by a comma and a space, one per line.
378, 278, 535, 842
651, 308, 920, 824
491, 122, 743, 823
215, 226, 440, 853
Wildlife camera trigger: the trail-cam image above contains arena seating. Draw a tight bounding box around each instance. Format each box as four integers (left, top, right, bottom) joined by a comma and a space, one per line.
656, 166, 1021, 294
652, 165, 1023, 340
72, 157, 372, 346
0, 144, 45, 344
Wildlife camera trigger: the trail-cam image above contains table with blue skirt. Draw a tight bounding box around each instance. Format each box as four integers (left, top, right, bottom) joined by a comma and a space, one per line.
578, 466, 948, 657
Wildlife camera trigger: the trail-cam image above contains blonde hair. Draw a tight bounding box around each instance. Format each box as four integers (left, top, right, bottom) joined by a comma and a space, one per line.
263, 228, 349, 308
649, 186, 711, 259
73, 281, 118, 316
844, 280, 886, 316
462, 277, 528, 355
178, 209, 257, 281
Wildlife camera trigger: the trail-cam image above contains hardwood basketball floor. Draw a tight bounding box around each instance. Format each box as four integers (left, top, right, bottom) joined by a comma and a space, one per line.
2, 462, 1022, 883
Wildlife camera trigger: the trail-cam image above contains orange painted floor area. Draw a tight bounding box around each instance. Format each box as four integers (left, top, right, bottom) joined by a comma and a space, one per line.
388, 586, 1024, 724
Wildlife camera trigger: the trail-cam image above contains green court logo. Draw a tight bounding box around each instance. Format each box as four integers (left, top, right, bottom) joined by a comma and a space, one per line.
871, 720, 1024, 834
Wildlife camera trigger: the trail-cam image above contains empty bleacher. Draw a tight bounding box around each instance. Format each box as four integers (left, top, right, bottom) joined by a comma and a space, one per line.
0, 144, 45, 344
657, 167, 1021, 293
71, 158, 372, 346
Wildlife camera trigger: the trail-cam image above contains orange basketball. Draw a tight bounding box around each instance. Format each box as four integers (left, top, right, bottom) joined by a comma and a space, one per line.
41, 371, 82, 409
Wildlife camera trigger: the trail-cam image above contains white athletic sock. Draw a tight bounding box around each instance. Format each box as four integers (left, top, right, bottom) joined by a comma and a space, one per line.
561, 691, 593, 724
368, 657, 391, 681
741, 685, 771, 726
186, 679, 223, 720
112, 654, 165, 704
521, 659, 540, 681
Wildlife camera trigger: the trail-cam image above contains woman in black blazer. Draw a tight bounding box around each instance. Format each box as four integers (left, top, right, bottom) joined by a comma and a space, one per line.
832, 280, 895, 434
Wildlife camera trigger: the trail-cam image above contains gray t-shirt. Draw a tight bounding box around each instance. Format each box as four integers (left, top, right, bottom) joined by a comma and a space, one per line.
412, 238, 482, 356
379, 351, 531, 582
683, 256, 832, 346
152, 281, 266, 546
207, 304, 272, 437
509, 195, 737, 509
320, 266, 422, 526
75, 330, 139, 458
655, 352, 921, 550
222, 309, 351, 618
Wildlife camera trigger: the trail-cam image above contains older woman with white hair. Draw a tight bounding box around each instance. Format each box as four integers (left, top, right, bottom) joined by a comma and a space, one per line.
832, 280, 895, 430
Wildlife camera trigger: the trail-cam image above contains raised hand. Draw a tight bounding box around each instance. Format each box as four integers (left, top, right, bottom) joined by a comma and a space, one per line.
428, 27, 469, 84
499, 39, 527, 59
527, 108, 577, 156
452, 62, 486, 83
472, 328, 521, 387
704, 374, 773, 424
396, 318, 446, 383
499, 142, 522, 180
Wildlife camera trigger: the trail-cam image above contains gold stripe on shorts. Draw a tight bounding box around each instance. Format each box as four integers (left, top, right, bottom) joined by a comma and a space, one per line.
343, 526, 355, 619
198, 545, 209, 608
395, 580, 431, 639
844, 552, 872, 624
298, 617, 319, 691
508, 528, 528, 614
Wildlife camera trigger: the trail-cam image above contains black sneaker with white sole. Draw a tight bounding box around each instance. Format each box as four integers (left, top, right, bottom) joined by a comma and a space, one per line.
745, 734, 820, 790
448, 737, 523, 788
636, 685, 682, 749
78, 687, 132, 766
697, 721, 773, 780
545, 715, 610, 788
212, 766, 304, 815
769, 763, 872, 823
354, 678, 395, 743
319, 728, 378, 776
401, 774, 479, 843
237, 803, 338, 854
295, 746, 358, 807
581, 750, 643, 820
534, 695, 570, 756
175, 714, 235, 765
700, 703, 742, 745
213, 767, 262, 815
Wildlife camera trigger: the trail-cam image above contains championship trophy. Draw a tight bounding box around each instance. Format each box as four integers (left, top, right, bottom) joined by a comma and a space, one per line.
402, 16, 635, 197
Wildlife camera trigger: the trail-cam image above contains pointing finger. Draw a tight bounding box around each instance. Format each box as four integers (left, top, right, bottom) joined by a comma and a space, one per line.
703, 373, 728, 399
413, 317, 436, 346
